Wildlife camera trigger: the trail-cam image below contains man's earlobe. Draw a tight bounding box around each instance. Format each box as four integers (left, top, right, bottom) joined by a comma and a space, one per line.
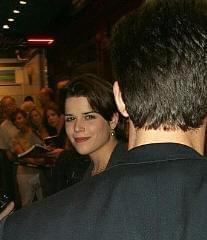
113, 81, 129, 117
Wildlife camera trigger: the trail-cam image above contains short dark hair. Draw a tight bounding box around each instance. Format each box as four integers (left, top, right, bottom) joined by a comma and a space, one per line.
11, 108, 28, 125
65, 74, 117, 121
111, 0, 207, 130
42, 102, 63, 135
24, 95, 34, 102
44, 102, 62, 117
65, 73, 127, 141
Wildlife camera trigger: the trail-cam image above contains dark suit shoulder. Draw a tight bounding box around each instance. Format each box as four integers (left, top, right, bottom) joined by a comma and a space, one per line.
3, 150, 207, 240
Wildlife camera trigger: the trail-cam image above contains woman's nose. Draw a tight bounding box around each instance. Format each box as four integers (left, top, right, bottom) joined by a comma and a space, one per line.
74, 119, 85, 132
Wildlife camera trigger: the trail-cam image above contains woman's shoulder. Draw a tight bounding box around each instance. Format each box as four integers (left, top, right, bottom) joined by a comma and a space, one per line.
107, 142, 128, 169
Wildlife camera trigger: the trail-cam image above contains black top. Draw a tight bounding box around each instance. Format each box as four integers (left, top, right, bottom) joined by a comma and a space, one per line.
83, 141, 127, 178
46, 124, 67, 149
55, 126, 67, 148
2, 143, 207, 240
53, 149, 90, 192
107, 142, 128, 169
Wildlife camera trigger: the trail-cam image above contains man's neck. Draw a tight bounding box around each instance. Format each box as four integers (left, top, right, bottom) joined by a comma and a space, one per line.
128, 121, 206, 155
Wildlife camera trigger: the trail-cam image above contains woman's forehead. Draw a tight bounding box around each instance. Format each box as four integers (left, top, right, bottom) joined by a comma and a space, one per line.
66, 96, 91, 109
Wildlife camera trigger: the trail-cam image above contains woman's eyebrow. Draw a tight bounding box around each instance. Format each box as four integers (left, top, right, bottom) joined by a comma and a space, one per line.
65, 111, 98, 116
83, 111, 96, 115
64, 113, 73, 116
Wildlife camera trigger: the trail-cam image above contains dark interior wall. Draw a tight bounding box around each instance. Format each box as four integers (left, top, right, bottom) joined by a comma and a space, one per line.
46, 0, 144, 88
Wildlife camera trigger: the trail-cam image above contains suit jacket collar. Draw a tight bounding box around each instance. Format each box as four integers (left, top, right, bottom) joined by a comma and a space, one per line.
125, 143, 205, 165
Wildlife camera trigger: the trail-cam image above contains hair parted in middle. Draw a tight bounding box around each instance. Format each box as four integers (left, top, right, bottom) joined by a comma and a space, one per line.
111, 0, 207, 131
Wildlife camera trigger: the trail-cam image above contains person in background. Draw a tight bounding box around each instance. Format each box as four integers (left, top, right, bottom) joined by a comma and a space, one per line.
24, 96, 34, 103
28, 108, 55, 198
11, 109, 44, 207
0, 202, 14, 221
28, 108, 49, 140
41, 103, 69, 196
20, 96, 36, 116
2, 1, 207, 239
43, 103, 68, 158
64, 74, 127, 177
39, 87, 56, 110
0, 96, 19, 158
0, 96, 19, 207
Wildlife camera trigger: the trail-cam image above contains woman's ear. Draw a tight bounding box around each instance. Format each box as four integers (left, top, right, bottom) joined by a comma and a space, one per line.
109, 112, 119, 129
113, 81, 129, 117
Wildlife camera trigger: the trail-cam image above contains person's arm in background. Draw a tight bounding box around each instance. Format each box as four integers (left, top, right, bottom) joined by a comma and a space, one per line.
0, 201, 14, 220
12, 138, 45, 165
0, 202, 14, 240
47, 148, 64, 159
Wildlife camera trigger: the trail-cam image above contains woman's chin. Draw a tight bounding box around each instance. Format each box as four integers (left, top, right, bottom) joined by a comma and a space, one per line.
74, 146, 89, 156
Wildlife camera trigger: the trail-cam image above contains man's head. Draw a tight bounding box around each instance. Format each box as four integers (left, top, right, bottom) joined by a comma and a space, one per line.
1, 96, 17, 119
111, 0, 207, 131
39, 87, 56, 108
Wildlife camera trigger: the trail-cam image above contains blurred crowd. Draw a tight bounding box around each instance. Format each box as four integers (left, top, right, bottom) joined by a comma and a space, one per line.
0, 75, 128, 210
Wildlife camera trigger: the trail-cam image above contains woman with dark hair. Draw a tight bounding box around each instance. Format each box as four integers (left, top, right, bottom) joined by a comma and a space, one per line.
41, 102, 90, 195
43, 103, 68, 158
64, 73, 127, 177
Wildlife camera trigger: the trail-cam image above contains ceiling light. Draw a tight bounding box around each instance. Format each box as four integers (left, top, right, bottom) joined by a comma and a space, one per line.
13, 9, 20, 14
3, 25, 10, 29
8, 18, 15, 22
27, 37, 55, 45
19, 1, 27, 4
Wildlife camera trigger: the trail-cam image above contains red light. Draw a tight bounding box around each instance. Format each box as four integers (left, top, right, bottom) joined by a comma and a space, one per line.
26, 37, 55, 45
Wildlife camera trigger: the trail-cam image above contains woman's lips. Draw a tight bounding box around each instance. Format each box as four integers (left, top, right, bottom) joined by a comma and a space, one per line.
74, 137, 90, 143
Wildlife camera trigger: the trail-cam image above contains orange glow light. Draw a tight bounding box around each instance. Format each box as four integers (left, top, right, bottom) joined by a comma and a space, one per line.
27, 38, 55, 45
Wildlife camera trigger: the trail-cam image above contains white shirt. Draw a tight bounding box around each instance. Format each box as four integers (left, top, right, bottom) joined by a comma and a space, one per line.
0, 119, 19, 149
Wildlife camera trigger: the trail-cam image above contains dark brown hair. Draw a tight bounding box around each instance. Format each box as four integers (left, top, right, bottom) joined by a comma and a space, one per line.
11, 108, 28, 126
64, 73, 127, 141
111, 0, 207, 130
43, 102, 63, 135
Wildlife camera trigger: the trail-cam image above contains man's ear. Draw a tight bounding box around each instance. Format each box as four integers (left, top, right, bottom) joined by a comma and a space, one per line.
113, 81, 129, 117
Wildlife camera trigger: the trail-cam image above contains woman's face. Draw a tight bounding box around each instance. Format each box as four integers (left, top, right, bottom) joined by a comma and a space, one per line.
30, 110, 42, 127
47, 109, 60, 129
65, 96, 116, 157
15, 113, 27, 130
3, 98, 17, 117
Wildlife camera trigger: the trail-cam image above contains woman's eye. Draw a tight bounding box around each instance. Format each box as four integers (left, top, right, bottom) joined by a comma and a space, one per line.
85, 115, 96, 120
65, 116, 75, 122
